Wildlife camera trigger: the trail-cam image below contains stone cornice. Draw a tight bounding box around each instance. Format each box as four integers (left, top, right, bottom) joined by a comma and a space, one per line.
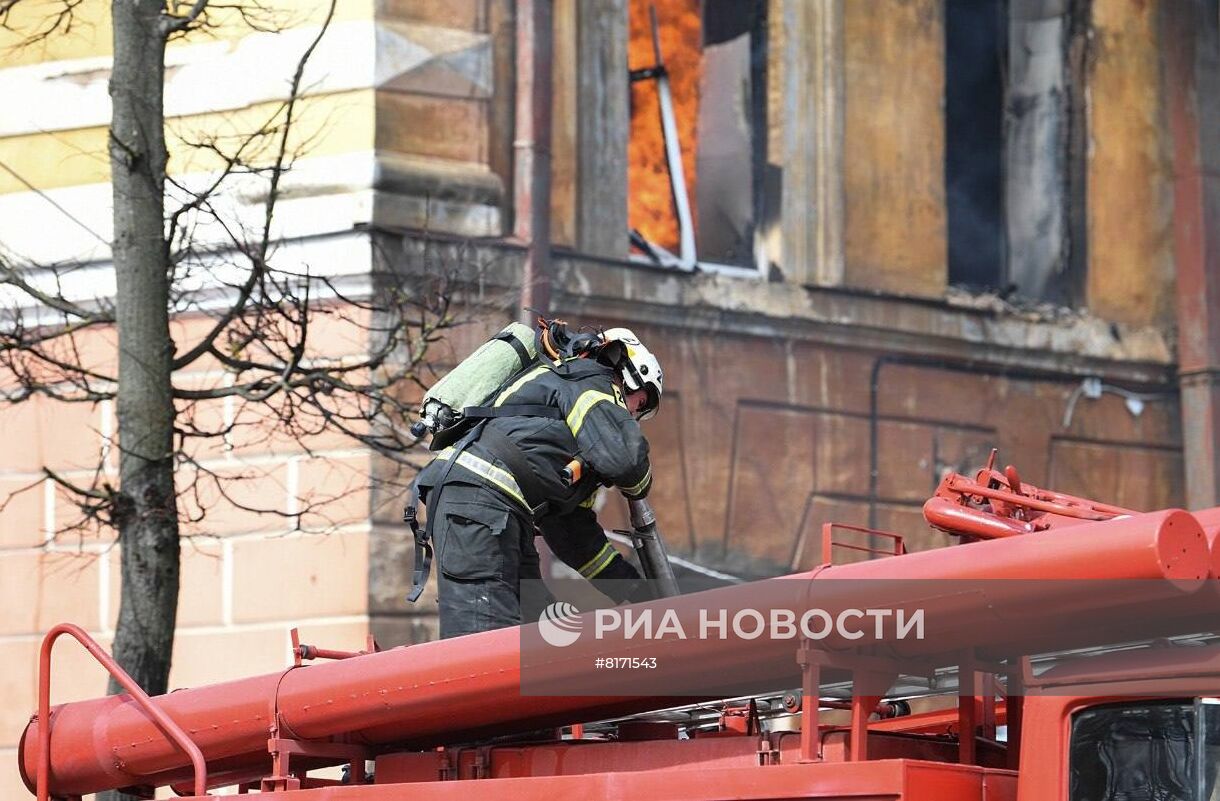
385, 230, 1176, 387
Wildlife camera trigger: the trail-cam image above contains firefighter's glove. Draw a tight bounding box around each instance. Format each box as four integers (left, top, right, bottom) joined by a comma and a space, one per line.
591, 554, 653, 604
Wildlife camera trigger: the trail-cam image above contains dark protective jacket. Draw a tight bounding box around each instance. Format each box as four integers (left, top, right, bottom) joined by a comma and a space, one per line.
416, 357, 651, 583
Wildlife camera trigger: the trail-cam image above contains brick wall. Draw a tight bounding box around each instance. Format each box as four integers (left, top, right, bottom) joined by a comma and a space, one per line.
0, 309, 378, 798
603, 321, 1183, 577
369, 288, 1183, 603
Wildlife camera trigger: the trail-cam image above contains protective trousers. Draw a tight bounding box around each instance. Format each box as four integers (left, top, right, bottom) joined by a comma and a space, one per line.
429, 480, 553, 638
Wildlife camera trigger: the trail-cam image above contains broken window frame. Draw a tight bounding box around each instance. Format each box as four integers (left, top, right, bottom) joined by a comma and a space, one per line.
946, 0, 1091, 307
625, 0, 770, 278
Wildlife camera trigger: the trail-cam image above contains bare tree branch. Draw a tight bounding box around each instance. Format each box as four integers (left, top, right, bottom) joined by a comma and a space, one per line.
0, 4, 503, 719
159, 0, 208, 35
0, 262, 109, 322
0, 0, 83, 44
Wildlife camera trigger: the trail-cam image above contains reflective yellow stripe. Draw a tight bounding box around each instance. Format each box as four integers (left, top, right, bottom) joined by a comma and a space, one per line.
435, 448, 527, 508
623, 468, 652, 497
577, 542, 612, 575
584, 546, 620, 578
578, 541, 617, 578
566, 390, 617, 436
494, 365, 549, 407
579, 489, 600, 509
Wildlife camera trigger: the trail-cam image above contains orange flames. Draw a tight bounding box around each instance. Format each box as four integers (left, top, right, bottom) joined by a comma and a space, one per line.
628, 0, 701, 253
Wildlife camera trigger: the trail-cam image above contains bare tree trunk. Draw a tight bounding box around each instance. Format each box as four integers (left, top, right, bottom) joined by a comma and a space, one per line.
98, 6, 179, 800
106, 0, 179, 697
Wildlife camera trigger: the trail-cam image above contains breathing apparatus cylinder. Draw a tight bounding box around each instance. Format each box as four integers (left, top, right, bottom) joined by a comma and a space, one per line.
411, 322, 537, 444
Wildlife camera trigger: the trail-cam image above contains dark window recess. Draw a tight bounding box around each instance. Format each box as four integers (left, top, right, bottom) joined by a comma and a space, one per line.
697, 0, 767, 267
944, 0, 1007, 291
1070, 701, 1220, 801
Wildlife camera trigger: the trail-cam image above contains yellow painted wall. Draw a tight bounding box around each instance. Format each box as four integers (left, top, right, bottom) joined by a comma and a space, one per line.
0, 16, 380, 795
842, 0, 947, 298
0, 0, 372, 65
0, 89, 375, 195
0, 2, 376, 197
1086, 0, 1175, 326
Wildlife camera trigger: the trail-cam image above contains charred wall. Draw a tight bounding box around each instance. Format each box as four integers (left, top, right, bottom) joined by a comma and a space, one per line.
1085, 0, 1176, 327
372, 0, 1180, 323
842, 0, 947, 297
594, 321, 1181, 577
369, 236, 1180, 644
366, 0, 1191, 644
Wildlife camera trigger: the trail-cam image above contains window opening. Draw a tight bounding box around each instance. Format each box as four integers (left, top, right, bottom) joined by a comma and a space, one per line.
945, 0, 1007, 291
627, 0, 767, 272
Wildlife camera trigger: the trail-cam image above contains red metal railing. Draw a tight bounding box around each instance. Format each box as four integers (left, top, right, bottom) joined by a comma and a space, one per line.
924, 457, 1136, 540
941, 473, 1131, 521
290, 627, 379, 666
820, 522, 906, 565
37, 622, 208, 800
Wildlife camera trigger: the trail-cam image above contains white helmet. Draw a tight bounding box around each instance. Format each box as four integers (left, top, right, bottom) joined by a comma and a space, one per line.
601, 327, 663, 420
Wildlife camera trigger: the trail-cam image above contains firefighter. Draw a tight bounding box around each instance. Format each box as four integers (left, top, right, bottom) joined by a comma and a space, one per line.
413, 327, 663, 639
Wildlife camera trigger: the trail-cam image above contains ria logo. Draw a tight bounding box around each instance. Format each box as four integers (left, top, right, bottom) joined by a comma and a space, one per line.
537, 602, 583, 647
